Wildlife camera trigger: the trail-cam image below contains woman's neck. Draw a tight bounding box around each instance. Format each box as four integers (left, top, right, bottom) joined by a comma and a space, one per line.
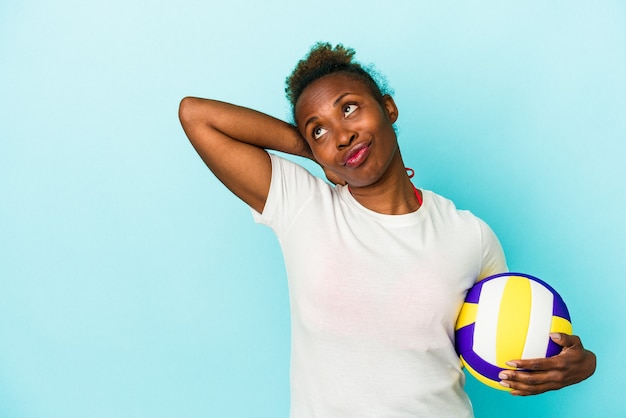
348, 157, 421, 215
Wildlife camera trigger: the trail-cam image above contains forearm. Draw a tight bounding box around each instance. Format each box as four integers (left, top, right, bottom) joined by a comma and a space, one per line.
179, 97, 313, 159
498, 333, 596, 396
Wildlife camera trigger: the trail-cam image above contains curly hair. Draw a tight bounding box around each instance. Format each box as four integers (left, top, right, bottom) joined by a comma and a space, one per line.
285, 42, 391, 119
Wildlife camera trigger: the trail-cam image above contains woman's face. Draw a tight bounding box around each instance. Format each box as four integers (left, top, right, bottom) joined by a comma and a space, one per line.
295, 73, 400, 188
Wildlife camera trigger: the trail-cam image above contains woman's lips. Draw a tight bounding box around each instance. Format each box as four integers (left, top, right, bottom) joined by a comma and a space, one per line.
343, 142, 370, 168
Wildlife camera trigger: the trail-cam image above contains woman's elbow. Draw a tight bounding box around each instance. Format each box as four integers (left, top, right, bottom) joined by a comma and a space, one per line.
178, 96, 198, 127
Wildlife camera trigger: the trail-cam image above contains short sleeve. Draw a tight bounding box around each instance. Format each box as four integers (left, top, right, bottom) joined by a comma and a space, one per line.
476, 218, 508, 281
251, 153, 331, 237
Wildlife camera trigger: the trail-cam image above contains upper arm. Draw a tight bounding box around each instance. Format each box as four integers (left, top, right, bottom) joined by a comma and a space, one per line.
476, 218, 508, 281
178, 97, 273, 213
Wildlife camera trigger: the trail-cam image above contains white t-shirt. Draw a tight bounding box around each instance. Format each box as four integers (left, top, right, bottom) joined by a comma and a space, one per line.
252, 154, 507, 418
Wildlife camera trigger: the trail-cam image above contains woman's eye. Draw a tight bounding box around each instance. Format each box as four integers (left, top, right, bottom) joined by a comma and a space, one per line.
343, 104, 357, 117
313, 126, 328, 140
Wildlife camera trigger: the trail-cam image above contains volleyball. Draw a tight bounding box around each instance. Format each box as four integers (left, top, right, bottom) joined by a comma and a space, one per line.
455, 272, 572, 390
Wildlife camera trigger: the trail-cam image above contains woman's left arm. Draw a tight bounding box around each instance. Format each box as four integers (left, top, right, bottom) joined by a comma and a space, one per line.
497, 333, 596, 396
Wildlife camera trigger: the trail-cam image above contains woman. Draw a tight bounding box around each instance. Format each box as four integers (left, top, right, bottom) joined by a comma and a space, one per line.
179, 42, 595, 417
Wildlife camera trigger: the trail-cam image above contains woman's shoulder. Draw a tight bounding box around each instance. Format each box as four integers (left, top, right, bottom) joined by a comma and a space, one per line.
268, 153, 334, 191
423, 190, 482, 222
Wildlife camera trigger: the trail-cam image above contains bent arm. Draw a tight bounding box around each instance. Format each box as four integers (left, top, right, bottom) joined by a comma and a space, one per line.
498, 333, 596, 396
178, 97, 313, 213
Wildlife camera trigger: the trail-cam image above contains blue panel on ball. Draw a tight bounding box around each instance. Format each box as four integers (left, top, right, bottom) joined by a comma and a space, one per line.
455, 323, 475, 354
457, 272, 573, 390
461, 347, 504, 382
464, 281, 484, 304
546, 337, 563, 358
521, 273, 571, 321
551, 295, 571, 321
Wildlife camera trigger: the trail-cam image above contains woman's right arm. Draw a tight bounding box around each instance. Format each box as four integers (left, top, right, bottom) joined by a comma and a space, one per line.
178, 97, 313, 213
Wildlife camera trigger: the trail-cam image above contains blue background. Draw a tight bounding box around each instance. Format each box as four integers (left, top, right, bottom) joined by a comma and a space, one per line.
1, 1, 624, 417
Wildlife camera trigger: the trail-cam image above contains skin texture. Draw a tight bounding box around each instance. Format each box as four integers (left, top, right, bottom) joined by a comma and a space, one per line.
499, 333, 596, 396
178, 97, 306, 214
178, 72, 596, 396
295, 73, 420, 215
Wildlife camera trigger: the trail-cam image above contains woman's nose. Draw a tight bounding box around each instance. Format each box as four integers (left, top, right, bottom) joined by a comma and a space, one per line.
336, 127, 357, 149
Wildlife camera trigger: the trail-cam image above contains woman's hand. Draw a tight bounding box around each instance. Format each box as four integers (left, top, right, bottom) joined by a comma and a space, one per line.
498, 333, 596, 396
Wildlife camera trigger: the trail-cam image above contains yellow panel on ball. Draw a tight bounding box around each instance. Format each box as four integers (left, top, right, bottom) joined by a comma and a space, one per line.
455, 273, 572, 391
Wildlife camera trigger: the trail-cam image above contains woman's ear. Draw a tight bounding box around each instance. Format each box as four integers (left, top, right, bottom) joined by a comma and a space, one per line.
382, 94, 399, 124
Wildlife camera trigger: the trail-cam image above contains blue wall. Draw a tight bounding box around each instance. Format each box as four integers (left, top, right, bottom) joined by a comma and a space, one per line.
1, 1, 623, 416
